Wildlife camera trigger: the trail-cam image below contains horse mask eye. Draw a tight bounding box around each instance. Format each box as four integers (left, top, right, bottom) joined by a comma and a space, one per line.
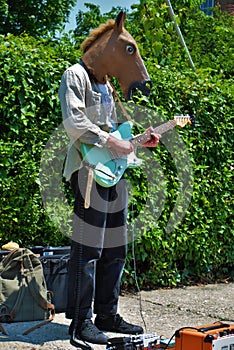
126, 45, 135, 55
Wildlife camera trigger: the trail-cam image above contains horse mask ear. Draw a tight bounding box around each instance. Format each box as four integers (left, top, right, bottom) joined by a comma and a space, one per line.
114, 11, 126, 33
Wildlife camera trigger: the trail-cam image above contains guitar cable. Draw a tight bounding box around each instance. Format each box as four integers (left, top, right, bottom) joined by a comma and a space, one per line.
130, 205, 147, 333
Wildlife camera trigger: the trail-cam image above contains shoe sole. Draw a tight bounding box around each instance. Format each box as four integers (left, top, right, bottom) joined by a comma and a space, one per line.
70, 337, 93, 350
70, 332, 108, 345
81, 338, 108, 345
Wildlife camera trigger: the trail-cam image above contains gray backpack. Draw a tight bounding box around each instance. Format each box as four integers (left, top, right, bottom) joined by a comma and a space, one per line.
0, 248, 55, 335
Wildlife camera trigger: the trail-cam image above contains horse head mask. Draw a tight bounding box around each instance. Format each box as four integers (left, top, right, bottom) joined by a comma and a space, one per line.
81, 11, 152, 100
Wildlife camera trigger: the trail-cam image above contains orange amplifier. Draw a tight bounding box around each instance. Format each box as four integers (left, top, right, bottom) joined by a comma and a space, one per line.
175, 322, 234, 350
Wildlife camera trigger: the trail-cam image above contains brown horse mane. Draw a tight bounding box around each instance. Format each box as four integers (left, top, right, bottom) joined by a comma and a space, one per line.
81, 19, 115, 53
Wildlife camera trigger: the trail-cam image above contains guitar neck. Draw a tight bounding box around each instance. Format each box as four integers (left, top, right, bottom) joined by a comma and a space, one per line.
131, 120, 177, 146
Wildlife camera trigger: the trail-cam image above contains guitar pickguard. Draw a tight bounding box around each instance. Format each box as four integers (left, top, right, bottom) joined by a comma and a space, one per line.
80, 122, 136, 187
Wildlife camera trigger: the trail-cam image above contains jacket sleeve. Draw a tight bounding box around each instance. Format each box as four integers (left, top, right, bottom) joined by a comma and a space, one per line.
58, 68, 109, 147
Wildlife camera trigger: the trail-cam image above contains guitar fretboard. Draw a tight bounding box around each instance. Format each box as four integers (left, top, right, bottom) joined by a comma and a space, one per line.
132, 120, 177, 146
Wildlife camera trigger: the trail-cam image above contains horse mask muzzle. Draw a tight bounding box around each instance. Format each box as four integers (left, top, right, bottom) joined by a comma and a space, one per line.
127, 80, 153, 100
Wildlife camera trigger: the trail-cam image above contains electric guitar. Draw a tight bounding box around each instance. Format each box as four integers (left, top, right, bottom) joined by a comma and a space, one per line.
80, 115, 194, 188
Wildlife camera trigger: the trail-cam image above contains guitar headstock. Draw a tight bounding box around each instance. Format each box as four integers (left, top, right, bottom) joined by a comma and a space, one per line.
174, 115, 196, 128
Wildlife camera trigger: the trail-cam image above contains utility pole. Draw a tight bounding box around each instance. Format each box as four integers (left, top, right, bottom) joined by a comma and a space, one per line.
165, 0, 196, 71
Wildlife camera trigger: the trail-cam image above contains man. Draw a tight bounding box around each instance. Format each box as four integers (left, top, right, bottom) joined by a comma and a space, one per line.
58, 12, 160, 345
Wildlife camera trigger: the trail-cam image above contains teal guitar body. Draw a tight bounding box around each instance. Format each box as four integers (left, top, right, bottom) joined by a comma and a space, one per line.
80, 121, 142, 188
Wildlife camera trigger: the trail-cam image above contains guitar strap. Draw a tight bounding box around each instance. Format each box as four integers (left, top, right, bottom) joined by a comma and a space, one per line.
109, 82, 135, 124
84, 167, 94, 209
109, 82, 144, 132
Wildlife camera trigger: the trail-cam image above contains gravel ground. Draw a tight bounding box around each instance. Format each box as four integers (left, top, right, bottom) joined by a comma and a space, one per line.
0, 282, 233, 350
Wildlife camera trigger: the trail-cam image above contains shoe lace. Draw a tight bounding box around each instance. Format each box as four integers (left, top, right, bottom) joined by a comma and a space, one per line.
83, 320, 102, 335
114, 314, 125, 326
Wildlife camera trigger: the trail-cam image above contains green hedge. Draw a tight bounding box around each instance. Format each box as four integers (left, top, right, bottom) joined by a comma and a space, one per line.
0, 34, 78, 246
0, 4, 233, 287
120, 1, 233, 287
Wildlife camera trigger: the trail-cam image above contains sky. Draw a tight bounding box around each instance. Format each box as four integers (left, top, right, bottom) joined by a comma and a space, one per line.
65, 0, 139, 31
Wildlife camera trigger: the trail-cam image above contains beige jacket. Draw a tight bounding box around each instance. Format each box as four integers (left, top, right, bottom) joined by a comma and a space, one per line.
58, 63, 116, 181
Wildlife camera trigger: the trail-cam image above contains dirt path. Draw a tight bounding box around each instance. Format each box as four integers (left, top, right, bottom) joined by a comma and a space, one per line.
0, 283, 233, 350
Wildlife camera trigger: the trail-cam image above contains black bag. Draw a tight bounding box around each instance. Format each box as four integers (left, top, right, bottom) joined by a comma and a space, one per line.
39, 254, 70, 313
0, 250, 11, 262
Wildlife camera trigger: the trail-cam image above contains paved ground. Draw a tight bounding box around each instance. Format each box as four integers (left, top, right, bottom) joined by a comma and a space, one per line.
0, 282, 233, 350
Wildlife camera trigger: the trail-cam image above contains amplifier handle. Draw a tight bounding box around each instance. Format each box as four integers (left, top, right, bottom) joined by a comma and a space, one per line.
198, 323, 230, 333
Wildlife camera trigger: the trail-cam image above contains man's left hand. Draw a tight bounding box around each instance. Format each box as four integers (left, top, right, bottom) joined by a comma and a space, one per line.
142, 127, 161, 147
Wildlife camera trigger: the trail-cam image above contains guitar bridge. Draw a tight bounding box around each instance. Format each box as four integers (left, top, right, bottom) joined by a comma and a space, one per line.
83, 161, 116, 180
96, 168, 116, 180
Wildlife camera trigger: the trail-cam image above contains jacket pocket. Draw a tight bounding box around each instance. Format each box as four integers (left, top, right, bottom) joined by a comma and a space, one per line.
87, 91, 101, 123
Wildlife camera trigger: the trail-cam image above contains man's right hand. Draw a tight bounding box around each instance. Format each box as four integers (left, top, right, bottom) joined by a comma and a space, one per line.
106, 135, 133, 156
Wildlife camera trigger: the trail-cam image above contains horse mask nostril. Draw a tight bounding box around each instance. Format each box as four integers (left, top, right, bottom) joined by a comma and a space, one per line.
144, 80, 153, 90
127, 80, 153, 100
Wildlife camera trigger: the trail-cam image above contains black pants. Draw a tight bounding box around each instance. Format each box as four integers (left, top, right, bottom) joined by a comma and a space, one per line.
66, 168, 128, 320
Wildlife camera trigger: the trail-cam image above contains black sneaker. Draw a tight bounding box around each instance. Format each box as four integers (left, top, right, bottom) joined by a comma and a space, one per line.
69, 319, 108, 344
95, 314, 143, 335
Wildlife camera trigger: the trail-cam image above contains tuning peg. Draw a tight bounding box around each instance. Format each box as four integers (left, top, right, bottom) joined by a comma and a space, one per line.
190, 115, 196, 127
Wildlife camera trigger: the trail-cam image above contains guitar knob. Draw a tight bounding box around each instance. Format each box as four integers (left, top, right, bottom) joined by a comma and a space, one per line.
118, 165, 123, 170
